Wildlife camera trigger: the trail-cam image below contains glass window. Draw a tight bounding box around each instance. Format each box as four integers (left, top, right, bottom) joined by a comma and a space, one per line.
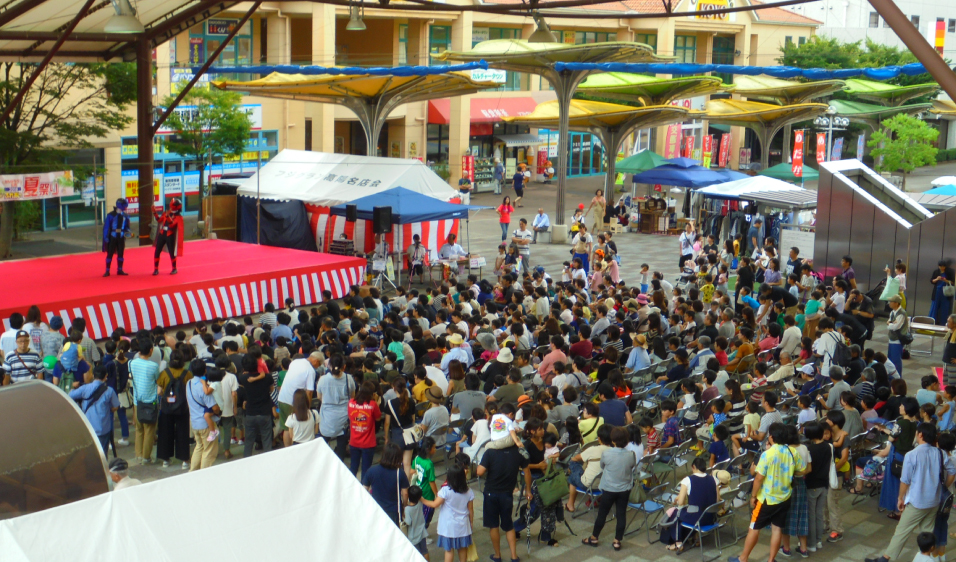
573, 31, 616, 44
674, 35, 697, 64
869, 11, 879, 28
634, 33, 657, 52
910, 15, 920, 28
426, 124, 448, 163
429, 25, 451, 65
785, 36, 793, 46
399, 24, 408, 65
950, 19, 956, 33
798, 36, 807, 46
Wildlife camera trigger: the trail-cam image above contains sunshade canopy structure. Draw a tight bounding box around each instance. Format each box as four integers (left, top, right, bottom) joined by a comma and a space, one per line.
329, 187, 488, 223
632, 164, 732, 189
502, 99, 689, 195
828, 99, 932, 131
843, 78, 941, 106
214, 71, 499, 158
760, 162, 819, 182
435, 39, 672, 225
932, 176, 956, 186
577, 73, 728, 106
704, 98, 828, 170
696, 175, 818, 209
926, 185, 956, 196
931, 99, 956, 116
616, 150, 670, 175
732, 75, 846, 105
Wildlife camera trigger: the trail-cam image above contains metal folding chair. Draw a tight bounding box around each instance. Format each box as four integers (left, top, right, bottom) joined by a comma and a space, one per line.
679, 501, 727, 562
625, 482, 669, 541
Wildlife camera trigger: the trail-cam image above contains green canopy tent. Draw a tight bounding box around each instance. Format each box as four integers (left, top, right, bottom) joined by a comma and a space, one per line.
759, 162, 819, 182
616, 150, 669, 174
844, 78, 941, 107
828, 98, 933, 131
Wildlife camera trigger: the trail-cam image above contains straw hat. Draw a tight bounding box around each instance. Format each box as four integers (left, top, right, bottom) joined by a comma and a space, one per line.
517, 394, 532, 407
631, 334, 649, 348
425, 385, 445, 404
447, 333, 463, 346
497, 347, 514, 363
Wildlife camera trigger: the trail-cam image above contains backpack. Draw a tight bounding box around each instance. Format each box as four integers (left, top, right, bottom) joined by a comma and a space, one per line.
60, 342, 79, 372
160, 368, 188, 415
827, 331, 852, 367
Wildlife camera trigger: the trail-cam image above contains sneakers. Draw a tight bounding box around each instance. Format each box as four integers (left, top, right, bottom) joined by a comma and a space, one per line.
816, 542, 823, 550
798, 549, 808, 558
230, 438, 238, 445
162, 460, 170, 468
827, 532, 843, 543
237, 439, 245, 445
807, 547, 816, 553
778, 547, 792, 557
182, 461, 189, 470
117, 438, 129, 446
207, 429, 220, 442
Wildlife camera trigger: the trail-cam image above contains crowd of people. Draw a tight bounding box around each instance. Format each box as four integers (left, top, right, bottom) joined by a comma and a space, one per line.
4, 215, 956, 562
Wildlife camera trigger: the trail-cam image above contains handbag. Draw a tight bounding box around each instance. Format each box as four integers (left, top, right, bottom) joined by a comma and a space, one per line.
938, 450, 953, 519
136, 401, 159, 424
945, 284, 956, 298
828, 444, 840, 490
535, 460, 570, 507
388, 400, 423, 446
890, 457, 903, 479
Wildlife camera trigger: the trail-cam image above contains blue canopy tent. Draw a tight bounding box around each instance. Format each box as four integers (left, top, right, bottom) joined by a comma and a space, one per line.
632, 164, 731, 188
926, 184, 956, 196
329, 187, 489, 285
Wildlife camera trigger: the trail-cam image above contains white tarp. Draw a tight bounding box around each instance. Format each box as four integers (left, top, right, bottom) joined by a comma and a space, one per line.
695, 175, 807, 198
0, 439, 424, 562
238, 149, 458, 206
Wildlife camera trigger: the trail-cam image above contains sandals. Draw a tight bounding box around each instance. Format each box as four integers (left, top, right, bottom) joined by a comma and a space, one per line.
847, 489, 863, 496
613, 540, 622, 551
667, 543, 682, 551
564, 502, 575, 513
887, 512, 901, 520
582, 537, 599, 547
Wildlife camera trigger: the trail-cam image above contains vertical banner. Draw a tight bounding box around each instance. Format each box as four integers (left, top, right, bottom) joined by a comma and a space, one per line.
718, 133, 731, 168
792, 130, 805, 178
739, 148, 751, 168
831, 138, 844, 161
816, 133, 826, 164
682, 136, 694, 158
856, 133, 866, 159
937, 19, 946, 55
189, 37, 203, 65
663, 124, 681, 158
461, 155, 475, 182
702, 135, 713, 168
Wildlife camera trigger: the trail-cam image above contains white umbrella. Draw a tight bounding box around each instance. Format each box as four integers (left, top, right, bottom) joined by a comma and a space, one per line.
931, 176, 956, 186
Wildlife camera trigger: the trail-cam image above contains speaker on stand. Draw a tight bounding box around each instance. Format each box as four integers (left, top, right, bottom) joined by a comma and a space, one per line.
346, 204, 357, 222
373, 206, 393, 234
371, 206, 396, 291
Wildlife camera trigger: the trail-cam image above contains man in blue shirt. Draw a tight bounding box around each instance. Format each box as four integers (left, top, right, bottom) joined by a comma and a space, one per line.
272, 312, 294, 344
130, 339, 161, 464
598, 385, 631, 427
186, 360, 222, 471
70, 365, 119, 455
512, 165, 525, 207
531, 208, 550, 243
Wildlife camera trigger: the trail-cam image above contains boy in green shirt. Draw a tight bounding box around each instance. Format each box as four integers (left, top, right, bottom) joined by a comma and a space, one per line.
411, 437, 438, 526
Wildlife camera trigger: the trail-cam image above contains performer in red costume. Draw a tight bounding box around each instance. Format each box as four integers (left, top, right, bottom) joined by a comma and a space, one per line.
153, 198, 184, 275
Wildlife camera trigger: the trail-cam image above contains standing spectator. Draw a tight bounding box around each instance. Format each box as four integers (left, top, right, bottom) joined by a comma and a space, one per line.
317, 354, 355, 458
277, 354, 319, 434
581, 427, 637, 552
804, 421, 833, 553
69, 365, 119, 456
3, 330, 42, 385
865, 424, 956, 562
363, 442, 410, 526
217, 355, 239, 459
493, 158, 504, 195
186, 359, 220, 471
495, 196, 515, 242
156, 350, 192, 470
457, 170, 472, 204
422, 464, 475, 561
840, 255, 858, 290
885, 295, 909, 376
40, 316, 65, 380
513, 164, 526, 208
512, 218, 533, 275
130, 338, 160, 464
678, 223, 695, 270
585, 189, 606, 231
729, 424, 806, 562
282, 389, 318, 446
531, 208, 550, 243
747, 219, 763, 258
945, 314, 956, 387
931, 261, 956, 326
21, 305, 47, 353
385, 377, 418, 478
0, 312, 24, 356
348, 381, 382, 478
108, 458, 142, 491
478, 431, 529, 562
238, 353, 275, 458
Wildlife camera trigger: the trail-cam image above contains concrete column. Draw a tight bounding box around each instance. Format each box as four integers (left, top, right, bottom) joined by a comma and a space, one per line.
310, 3, 336, 153
448, 12, 473, 187
267, 12, 291, 64
656, 17, 675, 58
155, 42, 171, 98
136, 37, 154, 245
407, 20, 427, 66
729, 125, 745, 169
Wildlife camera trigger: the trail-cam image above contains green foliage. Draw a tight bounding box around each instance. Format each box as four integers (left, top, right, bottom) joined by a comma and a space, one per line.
868, 113, 938, 190
161, 86, 252, 197
13, 201, 41, 239
777, 36, 862, 70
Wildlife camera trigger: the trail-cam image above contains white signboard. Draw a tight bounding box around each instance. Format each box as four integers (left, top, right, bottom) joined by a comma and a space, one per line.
164, 176, 182, 191
472, 28, 490, 44
470, 69, 507, 83
156, 104, 262, 134
780, 227, 815, 262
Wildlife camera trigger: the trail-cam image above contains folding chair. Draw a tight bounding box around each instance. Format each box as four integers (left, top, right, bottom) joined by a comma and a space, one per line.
556, 443, 579, 468
679, 501, 727, 562
719, 478, 753, 545
625, 482, 669, 540
571, 474, 603, 519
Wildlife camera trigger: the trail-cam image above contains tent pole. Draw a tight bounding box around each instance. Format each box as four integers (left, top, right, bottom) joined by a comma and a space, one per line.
396, 225, 402, 288
256, 152, 261, 245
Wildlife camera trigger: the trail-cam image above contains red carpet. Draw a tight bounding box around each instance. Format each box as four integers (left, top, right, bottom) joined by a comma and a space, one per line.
0, 240, 366, 339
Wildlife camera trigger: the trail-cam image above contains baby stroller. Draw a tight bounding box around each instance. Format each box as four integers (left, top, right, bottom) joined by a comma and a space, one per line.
675, 260, 697, 292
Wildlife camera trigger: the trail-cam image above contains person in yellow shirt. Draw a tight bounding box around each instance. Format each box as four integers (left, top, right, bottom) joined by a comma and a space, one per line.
578, 402, 605, 446
412, 369, 434, 408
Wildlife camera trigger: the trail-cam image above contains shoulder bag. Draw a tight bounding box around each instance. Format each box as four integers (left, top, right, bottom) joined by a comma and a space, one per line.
828, 444, 840, 490
388, 399, 423, 446
536, 460, 570, 507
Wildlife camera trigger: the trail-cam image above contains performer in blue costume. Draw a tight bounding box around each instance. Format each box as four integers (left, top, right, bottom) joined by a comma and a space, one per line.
103, 198, 131, 277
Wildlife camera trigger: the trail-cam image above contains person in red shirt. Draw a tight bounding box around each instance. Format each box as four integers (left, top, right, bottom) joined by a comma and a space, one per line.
348, 381, 382, 479
568, 325, 593, 358
714, 336, 729, 366
153, 197, 184, 275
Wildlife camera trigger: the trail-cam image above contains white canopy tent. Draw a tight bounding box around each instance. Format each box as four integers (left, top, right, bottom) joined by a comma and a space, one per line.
238, 149, 458, 206
696, 175, 817, 210
0, 439, 424, 562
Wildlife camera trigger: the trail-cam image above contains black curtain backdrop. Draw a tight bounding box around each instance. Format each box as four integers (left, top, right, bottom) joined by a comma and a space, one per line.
237, 197, 318, 252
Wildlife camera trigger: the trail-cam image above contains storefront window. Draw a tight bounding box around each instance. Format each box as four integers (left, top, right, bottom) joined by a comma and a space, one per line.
634, 33, 657, 52
399, 24, 408, 65
429, 26, 451, 65
674, 35, 697, 64
574, 31, 616, 44
188, 20, 253, 81
712, 36, 735, 85
426, 124, 449, 163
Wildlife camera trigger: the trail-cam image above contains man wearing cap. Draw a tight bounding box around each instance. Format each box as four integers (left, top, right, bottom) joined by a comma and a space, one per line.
109, 458, 142, 491
531, 208, 550, 243
624, 333, 652, 374
481, 346, 513, 394
3, 330, 43, 385
102, 197, 131, 277
440, 333, 469, 375
70, 364, 119, 455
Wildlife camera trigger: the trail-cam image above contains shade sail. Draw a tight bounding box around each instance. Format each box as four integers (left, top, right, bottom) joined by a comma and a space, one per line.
696, 176, 818, 209
932, 176, 956, 186
760, 162, 819, 182
931, 99, 956, 116
828, 99, 931, 129
843, 78, 941, 106
0, 439, 425, 562
632, 164, 732, 188
328, 187, 488, 224
427, 97, 538, 125
926, 185, 956, 196
237, 150, 458, 207
577, 73, 728, 106
616, 150, 669, 174
732, 75, 845, 105
433, 39, 670, 72
501, 99, 689, 130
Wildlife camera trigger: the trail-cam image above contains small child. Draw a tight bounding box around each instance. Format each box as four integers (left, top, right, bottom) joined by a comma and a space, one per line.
494, 244, 507, 277
638, 416, 659, 454
935, 433, 955, 560
747, 362, 770, 404
412, 437, 438, 527
795, 303, 807, 332
716, 264, 729, 295
921, 403, 937, 425
700, 274, 715, 304
709, 425, 731, 467
939, 386, 956, 432
914, 531, 936, 562
421, 465, 474, 562
640, 263, 650, 294
787, 274, 801, 301
544, 432, 560, 460
732, 401, 763, 457
484, 402, 527, 456
797, 395, 816, 428
405, 486, 430, 561
861, 396, 881, 430
190, 360, 221, 442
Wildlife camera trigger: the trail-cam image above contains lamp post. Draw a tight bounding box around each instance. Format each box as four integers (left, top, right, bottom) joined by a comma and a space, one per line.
813, 106, 850, 162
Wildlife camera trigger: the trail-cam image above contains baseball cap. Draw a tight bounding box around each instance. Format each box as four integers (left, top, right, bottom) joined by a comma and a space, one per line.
799, 364, 815, 375
108, 458, 129, 472
50, 316, 63, 330
15, 330, 29, 339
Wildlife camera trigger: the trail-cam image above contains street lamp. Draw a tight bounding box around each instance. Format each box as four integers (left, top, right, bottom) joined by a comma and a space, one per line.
813, 106, 850, 161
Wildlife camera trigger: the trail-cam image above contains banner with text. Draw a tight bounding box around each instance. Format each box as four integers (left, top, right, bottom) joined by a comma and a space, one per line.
1, 171, 74, 201
702, 135, 713, 168
663, 124, 682, 159
816, 133, 826, 164
792, 130, 805, 178
718, 133, 731, 168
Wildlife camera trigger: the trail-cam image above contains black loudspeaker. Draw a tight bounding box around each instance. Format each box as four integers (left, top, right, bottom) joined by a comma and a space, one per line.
345, 204, 357, 222
373, 206, 393, 234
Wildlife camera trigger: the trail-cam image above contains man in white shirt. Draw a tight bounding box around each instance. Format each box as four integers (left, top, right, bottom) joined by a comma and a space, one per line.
0, 313, 23, 356
512, 218, 533, 276
430, 310, 449, 338
678, 223, 695, 269
779, 316, 803, 356
277, 354, 320, 430
450, 310, 468, 335
531, 209, 550, 243
812, 319, 840, 375
439, 233, 467, 260
441, 333, 471, 374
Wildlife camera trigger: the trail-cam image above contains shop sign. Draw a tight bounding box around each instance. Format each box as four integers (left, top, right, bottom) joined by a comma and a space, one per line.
689, 0, 735, 21
831, 137, 844, 161
189, 37, 203, 65
171, 68, 209, 93
856, 133, 866, 159
739, 148, 751, 168
682, 136, 694, 158
391, 141, 401, 158
663, 124, 682, 158
701, 135, 713, 168
792, 130, 804, 178
207, 19, 238, 36
470, 69, 507, 83
1, 171, 74, 201
472, 28, 490, 43
164, 176, 182, 191
461, 155, 475, 182
155, 104, 262, 134
562, 31, 576, 44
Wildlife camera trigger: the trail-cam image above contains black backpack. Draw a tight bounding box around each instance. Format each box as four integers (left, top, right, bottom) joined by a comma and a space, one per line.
160, 368, 188, 415
827, 332, 852, 368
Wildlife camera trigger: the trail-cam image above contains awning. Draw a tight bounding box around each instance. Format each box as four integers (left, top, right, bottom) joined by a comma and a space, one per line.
428, 97, 538, 124
911, 192, 956, 211
696, 176, 818, 209
495, 134, 546, 147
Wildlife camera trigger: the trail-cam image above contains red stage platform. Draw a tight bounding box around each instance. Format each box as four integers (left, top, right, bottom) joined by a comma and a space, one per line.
0, 240, 366, 339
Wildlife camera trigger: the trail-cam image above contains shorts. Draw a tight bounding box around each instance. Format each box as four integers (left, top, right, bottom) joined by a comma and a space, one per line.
515, 187, 524, 198
750, 497, 791, 530
568, 461, 585, 489
741, 439, 761, 452
411, 263, 423, 275
413, 538, 428, 555
483, 491, 515, 531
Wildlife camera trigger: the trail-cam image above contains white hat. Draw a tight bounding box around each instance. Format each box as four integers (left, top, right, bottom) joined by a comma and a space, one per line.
799, 364, 816, 375
497, 347, 514, 363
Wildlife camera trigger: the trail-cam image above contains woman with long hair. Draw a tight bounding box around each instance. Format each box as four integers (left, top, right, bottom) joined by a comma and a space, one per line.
283, 389, 319, 446
363, 442, 409, 526
21, 304, 48, 352
384, 377, 418, 478
930, 260, 956, 325
516, 418, 566, 546
348, 381, 382, 478
496, 196, 515, 242
724, 379, 747, 434
446, 360, 466, 397
317, 354, 356, 459
585, 189, 607, 231
156, 349, 193, 469
421, 464, 475, 562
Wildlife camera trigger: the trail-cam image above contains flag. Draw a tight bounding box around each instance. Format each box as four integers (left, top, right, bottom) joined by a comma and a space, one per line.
831, 138, 844, 161
816, 133, 826, 164
792, 130, 804, 178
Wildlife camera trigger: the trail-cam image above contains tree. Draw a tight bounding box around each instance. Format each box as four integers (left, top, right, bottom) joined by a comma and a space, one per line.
868, 113, 938, 191
160, 87, 252, 208
777, 36, 863, 71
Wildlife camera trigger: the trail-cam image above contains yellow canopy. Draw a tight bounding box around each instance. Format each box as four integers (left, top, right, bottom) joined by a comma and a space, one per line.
577, 73, 729, 106
732, 75, 845, 105
432, 39, 670, 72
932, 99, 956, 116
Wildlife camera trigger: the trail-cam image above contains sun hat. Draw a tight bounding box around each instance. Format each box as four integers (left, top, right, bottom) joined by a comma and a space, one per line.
447, 333, 463, 346
425, 385, 445, 404
497, 347, 514, 363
